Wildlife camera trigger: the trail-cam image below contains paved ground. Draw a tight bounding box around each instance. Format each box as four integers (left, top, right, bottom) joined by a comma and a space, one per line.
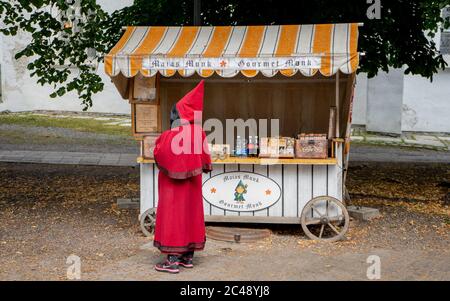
0, 162, 448, 281
0, 111, 448, 280
351, 126, 449, 150
1, 144, 449, 167
84, 240, 449, 281
1, 110, 449, 166
0, 150, 138, 166
349, 144, 450, 163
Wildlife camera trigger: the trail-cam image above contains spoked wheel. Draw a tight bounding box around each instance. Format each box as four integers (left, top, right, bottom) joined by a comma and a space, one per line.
300, 196, 349, 242
140, 208, 156, 237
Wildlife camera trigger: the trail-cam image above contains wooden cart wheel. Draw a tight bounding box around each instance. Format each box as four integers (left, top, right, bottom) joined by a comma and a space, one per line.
300, 196, 349, 242
140, 208, 156, 237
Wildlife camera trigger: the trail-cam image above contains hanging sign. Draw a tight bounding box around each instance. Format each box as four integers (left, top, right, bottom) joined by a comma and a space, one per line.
142, 56, 321, 70
202, 172, 281, 212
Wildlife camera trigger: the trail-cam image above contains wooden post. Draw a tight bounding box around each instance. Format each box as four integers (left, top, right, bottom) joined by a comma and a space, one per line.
335, 71, 340, 138
194, 0, 201, 26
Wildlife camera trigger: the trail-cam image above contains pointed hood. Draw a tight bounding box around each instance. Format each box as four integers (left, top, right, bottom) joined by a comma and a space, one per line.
176, 80, 204, 123
153, 79, 212, 179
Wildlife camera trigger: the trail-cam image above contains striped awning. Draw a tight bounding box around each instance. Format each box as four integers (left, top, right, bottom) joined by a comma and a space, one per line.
105, 23, 359, 78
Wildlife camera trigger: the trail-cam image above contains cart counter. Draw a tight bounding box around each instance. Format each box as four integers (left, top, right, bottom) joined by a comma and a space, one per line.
138, 143, 343, 225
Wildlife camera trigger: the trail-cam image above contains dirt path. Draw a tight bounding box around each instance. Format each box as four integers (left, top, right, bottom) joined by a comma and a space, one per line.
0, 162, 448, 280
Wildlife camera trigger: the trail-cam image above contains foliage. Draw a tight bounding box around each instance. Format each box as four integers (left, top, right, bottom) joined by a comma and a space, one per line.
0, 0, 111, 109
1, 0, 449, 109
198, 0, 450, 78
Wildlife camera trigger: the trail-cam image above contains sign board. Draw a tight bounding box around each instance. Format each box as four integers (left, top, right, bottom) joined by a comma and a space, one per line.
133, 73, 157, 101
142, 56, 321, 71
134, 104, 160, 134
202, 172, 281, 212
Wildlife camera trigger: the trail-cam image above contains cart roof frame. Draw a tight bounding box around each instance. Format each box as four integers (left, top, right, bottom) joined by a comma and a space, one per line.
105, 23, 359, 80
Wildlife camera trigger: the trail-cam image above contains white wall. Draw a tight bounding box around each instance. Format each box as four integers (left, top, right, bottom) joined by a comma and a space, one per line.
351, 67, 450, 134
0, 33, 4, 102
352, 73, 368, 125
0, 0, 133, 114
366, 68, 404, 134
402, 69, 450, 132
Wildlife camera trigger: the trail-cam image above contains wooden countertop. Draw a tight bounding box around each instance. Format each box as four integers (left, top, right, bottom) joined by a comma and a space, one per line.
137, 156, 337, 165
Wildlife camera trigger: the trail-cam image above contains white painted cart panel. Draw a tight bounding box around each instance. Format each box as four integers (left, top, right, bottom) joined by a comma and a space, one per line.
139, 144, 344, 223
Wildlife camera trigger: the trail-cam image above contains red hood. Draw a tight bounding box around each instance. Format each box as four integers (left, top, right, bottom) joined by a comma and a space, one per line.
176, 80, 204, 123
154, 79, 211, 179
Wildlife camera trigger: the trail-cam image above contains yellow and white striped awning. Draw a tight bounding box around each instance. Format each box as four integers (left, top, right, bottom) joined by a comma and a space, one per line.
105, 23, 359, 78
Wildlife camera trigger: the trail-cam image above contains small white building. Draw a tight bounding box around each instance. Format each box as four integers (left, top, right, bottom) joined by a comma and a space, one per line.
1, 4, 449, 134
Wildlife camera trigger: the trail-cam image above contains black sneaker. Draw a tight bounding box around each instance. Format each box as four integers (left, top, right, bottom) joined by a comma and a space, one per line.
178, 252, 194, 268
154, 255, 180, 274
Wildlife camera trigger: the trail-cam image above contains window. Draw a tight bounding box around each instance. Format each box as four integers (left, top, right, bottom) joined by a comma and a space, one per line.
440, 7, 450, 55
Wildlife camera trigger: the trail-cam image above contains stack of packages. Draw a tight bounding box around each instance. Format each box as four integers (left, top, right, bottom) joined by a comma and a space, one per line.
259, 137, 295, 158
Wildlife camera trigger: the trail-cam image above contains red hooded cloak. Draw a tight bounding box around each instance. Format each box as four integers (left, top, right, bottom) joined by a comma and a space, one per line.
153, 80, 212, 254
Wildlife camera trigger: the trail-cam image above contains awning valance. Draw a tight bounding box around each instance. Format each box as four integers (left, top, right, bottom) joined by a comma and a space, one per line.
105, 23, 359, 79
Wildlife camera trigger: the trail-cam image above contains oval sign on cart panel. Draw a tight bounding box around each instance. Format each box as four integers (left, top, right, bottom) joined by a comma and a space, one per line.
202, 172, 281, 212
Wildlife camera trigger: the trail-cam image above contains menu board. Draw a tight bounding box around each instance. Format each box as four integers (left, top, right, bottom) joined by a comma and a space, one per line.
135, 104, 159, 133
133, 74, 157, 101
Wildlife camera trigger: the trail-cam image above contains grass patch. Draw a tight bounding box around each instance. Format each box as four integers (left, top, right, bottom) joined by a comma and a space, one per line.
0, 113, 131, 137
0, 128, 136, 146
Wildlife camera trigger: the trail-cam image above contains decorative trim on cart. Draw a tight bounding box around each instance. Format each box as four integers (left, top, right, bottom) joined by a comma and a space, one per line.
202, 171, 281, 212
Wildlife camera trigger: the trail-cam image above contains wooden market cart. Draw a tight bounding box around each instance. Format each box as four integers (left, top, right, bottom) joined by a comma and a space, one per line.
105, 23, 360, 242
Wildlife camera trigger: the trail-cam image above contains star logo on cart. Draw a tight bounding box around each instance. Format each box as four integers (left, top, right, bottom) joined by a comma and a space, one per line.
202, 172, 281, 212
219, 60, 227, 68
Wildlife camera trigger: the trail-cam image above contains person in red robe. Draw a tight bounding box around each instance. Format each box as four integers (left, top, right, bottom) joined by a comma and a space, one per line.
153, 80, 212, 274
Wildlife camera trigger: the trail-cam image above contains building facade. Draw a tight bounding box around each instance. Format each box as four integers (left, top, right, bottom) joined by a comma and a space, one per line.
353, 27, 450, 134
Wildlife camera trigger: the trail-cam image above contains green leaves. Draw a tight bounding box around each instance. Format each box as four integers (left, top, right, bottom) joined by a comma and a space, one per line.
1, 0, 449, 110
1, 0, 110, 110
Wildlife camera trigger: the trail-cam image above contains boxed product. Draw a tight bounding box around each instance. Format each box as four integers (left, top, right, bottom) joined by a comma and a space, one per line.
295, 134, 328, 159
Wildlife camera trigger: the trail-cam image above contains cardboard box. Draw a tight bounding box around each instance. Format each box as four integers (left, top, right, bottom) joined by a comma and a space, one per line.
141, 134, 160, 159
